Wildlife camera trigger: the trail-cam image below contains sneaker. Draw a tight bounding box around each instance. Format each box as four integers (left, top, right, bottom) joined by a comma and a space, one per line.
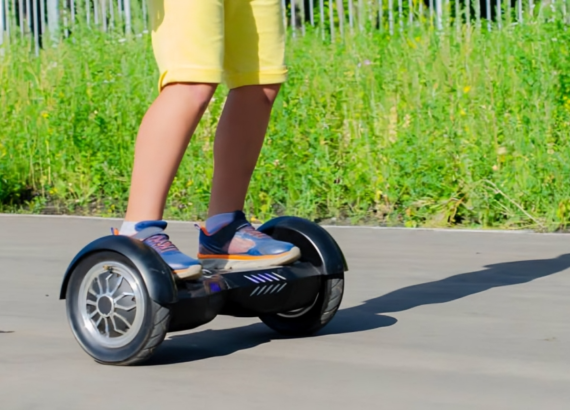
112, 221, 202, 280
197, 211, 301, 271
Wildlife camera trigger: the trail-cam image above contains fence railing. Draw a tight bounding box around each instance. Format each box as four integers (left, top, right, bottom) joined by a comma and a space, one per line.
0, 0, 567, 55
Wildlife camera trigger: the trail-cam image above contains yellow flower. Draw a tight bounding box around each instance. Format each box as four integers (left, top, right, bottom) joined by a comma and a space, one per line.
463, 86, 471, 93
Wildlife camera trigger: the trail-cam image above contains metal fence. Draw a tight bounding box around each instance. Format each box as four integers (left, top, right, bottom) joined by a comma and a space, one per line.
0, 0, 566, 55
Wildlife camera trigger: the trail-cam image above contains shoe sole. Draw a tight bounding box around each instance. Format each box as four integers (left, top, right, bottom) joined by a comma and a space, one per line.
199, 247, 301, 271
173, 264, 203, 281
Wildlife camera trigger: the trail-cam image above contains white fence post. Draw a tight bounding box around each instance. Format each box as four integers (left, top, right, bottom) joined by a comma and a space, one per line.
47, 0, 59, 42
26, 0, 31, 32
455, 0, 460, 32
378, 0, 382, 32
33, 0, 39, 55
349, 0, 354, 32
359, 0, 364, 32
3, 0, 9, 39
40, 0, 46, 36
436, 0, 442, 30
397, 0, 402, 31
124, 0, 131, 34
319, 0, 324, 39
487, 0, 492, 30
101, 0, 107, 31
300, 0, 306, 35
108, 0, 114, 29
281, 0, 286, 31
142, 0, 147, 30
389, 0, 394, 34
0, 0, 5, 54
291, 0, 296, 37
329, 0, 334, 40
336, 0, 344, 37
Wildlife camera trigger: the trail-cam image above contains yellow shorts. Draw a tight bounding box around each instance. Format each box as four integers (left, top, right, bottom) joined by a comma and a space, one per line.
148, 0, 288, 90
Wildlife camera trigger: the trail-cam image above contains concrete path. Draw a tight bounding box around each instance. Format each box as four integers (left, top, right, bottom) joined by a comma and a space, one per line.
1, 215, 569, 410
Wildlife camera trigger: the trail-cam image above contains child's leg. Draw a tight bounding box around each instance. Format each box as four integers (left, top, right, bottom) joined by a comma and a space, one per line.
116, 0, 226, 280
197, 0, 300, 270
118, 84, 216, 280
125, 83, 216, 222
208, 84, 280, 217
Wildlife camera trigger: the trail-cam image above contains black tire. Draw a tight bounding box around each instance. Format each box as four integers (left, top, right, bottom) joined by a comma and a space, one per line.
65, 251, 171, 366
259, 276, 344, 336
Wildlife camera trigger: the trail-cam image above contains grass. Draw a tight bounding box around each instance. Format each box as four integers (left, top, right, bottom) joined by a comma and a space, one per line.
1, 19, 570, 230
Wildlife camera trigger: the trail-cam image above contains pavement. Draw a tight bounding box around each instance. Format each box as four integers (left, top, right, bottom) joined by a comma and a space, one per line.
1, 214, 569, 410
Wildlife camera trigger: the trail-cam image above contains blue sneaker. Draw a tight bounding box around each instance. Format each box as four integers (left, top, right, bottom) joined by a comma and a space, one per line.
112, 221, 202, 280
197, 211, 301, 271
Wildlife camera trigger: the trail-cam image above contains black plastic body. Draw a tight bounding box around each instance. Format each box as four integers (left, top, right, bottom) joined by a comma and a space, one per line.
60, 235, 178, 304
168, 263, 322, 332
60, 216, 348, 335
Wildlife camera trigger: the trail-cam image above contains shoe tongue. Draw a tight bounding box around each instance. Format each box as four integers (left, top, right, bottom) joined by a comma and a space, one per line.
133, 227, 166, 241
134, 220, 168, 231
132, 220, 168, 241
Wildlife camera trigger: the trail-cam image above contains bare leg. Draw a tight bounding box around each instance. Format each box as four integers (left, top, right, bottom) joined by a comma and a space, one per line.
125, 83, 217, 222
208, 84, 281, 217
198, 84, 300, 271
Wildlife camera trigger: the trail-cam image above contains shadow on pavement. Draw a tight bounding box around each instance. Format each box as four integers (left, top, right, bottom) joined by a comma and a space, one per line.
147, 253, 570, 366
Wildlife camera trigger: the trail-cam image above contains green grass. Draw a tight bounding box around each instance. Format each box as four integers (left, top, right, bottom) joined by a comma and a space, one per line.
1, 20, 570, 230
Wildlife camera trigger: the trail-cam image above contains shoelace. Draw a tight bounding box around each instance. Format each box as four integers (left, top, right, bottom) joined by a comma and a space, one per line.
239, 224, 271, 239
143, 234, 179, 253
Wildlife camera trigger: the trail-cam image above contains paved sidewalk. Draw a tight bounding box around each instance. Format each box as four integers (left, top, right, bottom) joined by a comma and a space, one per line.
1, 215, 569, 410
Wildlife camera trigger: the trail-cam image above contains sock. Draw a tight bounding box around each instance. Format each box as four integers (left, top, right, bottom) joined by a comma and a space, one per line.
206, 212, 235, 233
119, 221, 138, 236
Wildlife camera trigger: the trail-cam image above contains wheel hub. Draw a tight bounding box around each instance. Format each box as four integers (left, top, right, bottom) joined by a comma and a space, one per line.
78, 261, 146, 348
97, 296, 114, 317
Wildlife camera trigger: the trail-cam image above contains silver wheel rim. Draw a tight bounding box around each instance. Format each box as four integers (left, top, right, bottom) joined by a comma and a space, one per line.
78, 261, 146, 349
276, 293, 319, 318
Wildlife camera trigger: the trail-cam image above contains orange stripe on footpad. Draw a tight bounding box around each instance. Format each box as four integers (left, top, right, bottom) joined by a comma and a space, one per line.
197, 253, 287, 261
